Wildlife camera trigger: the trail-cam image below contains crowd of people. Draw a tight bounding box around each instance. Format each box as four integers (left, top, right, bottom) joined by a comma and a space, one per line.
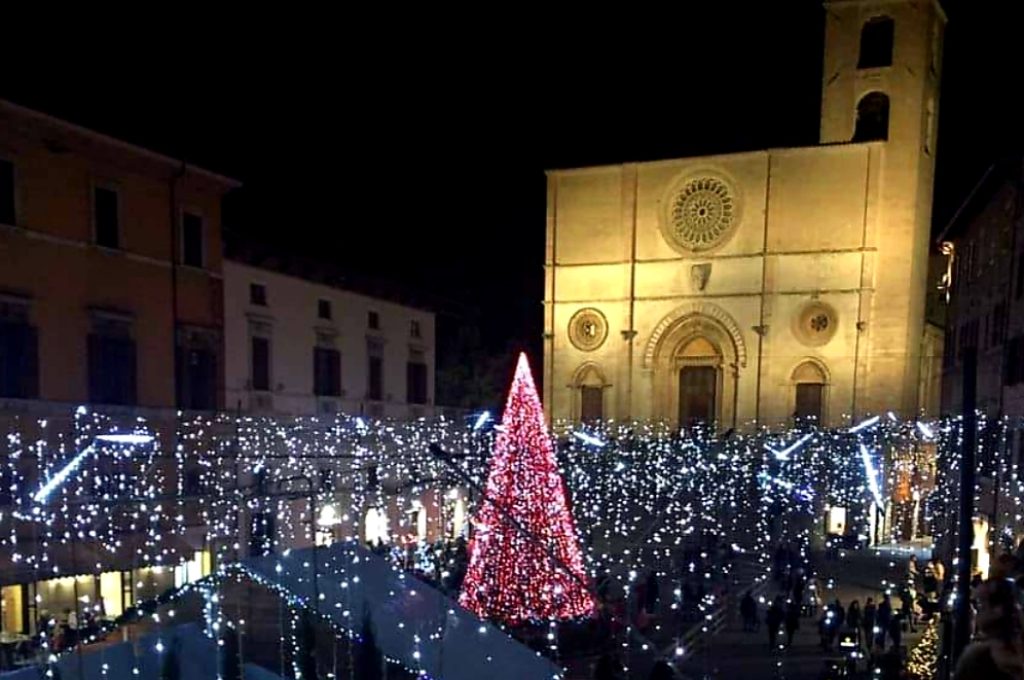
368, 535, 471, 597
735, 543, 956, 678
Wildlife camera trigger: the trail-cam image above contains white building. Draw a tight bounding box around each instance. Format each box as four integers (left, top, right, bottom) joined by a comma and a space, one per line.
223, 260, 435, 418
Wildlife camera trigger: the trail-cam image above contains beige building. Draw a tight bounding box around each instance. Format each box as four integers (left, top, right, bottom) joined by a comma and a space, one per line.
223, 259, 435, 419
544, 0, 945, 429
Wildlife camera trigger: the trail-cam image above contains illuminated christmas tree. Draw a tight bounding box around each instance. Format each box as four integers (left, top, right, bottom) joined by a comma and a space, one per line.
459, 352, 594, 623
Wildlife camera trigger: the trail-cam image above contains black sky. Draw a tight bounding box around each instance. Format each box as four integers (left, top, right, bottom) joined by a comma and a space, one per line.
3, 1, 1021, 367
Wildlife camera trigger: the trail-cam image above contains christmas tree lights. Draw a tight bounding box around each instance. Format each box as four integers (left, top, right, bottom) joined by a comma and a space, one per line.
459, 353, 595, 623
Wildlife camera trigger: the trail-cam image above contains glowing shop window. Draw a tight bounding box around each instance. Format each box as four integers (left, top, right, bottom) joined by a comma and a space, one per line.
407, 501, 428, 542
364, 507, 390, 545
972, 516, 991, 578
448, 492, 467, 539
826, 506, 847, 535
99, 572, 124, 618
2, 585, 23, 633
173, 551, 211, 589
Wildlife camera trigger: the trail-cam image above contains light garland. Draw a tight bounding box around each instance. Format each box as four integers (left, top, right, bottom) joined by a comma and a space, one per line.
0, 388, 1014, 677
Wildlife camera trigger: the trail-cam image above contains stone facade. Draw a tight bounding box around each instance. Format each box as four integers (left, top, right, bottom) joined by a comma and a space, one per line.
544, 0, 945, 429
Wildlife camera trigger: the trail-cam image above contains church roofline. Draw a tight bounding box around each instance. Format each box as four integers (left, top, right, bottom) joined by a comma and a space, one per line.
823, 0, 946, 24
545, 140, 885, 177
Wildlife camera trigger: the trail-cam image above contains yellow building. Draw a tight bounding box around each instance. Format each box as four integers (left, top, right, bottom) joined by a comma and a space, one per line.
544, 0, 945, 429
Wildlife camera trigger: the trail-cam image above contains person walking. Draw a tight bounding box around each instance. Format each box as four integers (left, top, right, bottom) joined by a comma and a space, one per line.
785, 599, 801, 647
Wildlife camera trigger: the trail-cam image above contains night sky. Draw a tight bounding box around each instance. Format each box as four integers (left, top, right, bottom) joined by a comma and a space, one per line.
3, 1, 1021, 376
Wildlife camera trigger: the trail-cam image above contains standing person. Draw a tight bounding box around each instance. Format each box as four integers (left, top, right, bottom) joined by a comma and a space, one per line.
766, 596, 784, 649
877, 594, 892, 650
901, 584, 917, 633
793, 574, 806, 616
785, 599, 801, 647
954, 578, 1024, 679
888, 611, 903, 651
863, 597, 877, 648
644, 571, 659, 615
740, 591, 757, 632
832, 599, 846, 631
846, 600, 862, 638
908, 554, 919, 586
932, 557, 946, 586
594, 651, 625, 680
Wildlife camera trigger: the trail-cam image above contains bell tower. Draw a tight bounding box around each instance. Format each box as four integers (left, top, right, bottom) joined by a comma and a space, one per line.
820, 0, 946, 415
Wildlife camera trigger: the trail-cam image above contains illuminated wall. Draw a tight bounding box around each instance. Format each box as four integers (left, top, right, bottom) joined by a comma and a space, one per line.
544, 0, 945, 429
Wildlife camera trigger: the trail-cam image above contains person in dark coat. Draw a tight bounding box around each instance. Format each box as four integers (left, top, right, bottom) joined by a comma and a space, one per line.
594, 651, 625, 680
648, 660, 676, 680
740, 591, 757, 632
888, 611, 903, 651
846, 600, 862, 638
862, 597, 877, 646
766, 596, 784, 649
644, 571, 659, 615
832, 599, 846, 630
876, 594, 892, 649
785, 599, 801, 646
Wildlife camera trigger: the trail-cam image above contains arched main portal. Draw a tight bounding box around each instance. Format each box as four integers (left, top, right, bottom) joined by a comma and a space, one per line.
677, 337, 721, 428
645, 303, 745, 430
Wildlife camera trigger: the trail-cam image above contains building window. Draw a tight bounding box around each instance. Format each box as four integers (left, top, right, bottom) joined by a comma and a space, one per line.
318, 299, 332, 321
368, 311, 380, 330
0, 319, 37, 399
88, 321, 136, 406
924, 97, 936, 155
1008, 337, 1024, 386
250, 283, 267, 306
1016, 252, 1024, 300
407, 356, 428, 405
94, 186, 120, 249
314, 347, 342, 397
177, 330, 218, 411
0, 159, 14, 226
853, 92, 890, 142
858, 16, 894, 69
580, 386, 603, 424
251, 336, 270, 391
181, 212, 203, 268
410, 320, 421, 339
368, 356, 383, 401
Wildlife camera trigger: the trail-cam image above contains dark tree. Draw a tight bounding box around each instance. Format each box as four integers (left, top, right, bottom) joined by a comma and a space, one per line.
294, 609, 318, 680
220, 623, 243, 680
160, 636, 181, 680
353, 608, 384, 680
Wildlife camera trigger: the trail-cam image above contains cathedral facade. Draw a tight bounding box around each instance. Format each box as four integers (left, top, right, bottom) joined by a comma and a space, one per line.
543, 0, 945, 429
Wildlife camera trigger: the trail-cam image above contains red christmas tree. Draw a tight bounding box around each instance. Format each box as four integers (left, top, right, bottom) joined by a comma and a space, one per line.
459, 352, 594, 623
